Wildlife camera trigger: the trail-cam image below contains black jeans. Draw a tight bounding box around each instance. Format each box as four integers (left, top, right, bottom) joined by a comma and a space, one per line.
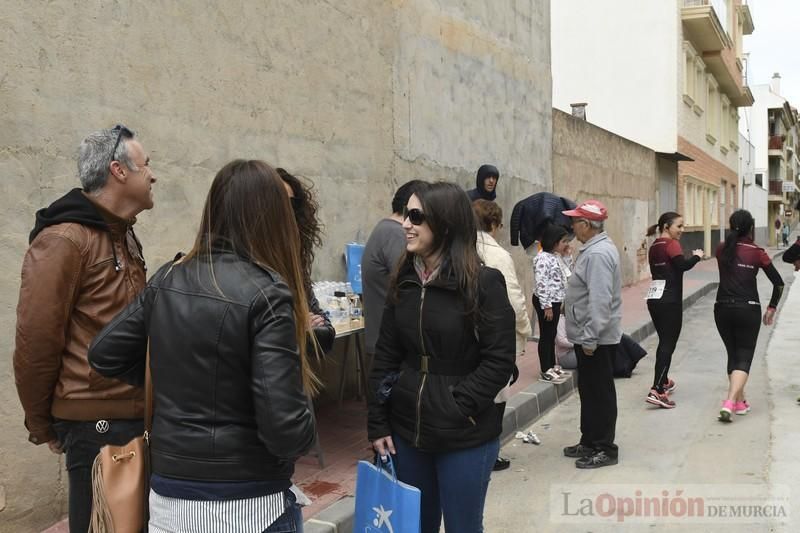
53, 418, 144, 533
647, 301, 683, 391
714, 303, 761, 374
532, 295, 561, 372
575, 344, 619, 457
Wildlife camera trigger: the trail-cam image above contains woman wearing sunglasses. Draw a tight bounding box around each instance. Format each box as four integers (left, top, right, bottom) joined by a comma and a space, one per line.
368, 181, 516, 533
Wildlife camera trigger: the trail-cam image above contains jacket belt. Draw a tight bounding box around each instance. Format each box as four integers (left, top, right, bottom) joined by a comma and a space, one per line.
405, 354, 477, 376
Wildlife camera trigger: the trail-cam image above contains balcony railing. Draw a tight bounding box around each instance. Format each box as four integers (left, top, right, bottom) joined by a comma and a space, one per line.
769, 180, 784, 196
769, 135, 784, 150
684, 0, 729, 30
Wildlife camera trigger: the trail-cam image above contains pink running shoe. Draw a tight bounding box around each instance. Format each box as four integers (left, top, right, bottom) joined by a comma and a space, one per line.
719, 400, 734, 423
734, 400, 751, 415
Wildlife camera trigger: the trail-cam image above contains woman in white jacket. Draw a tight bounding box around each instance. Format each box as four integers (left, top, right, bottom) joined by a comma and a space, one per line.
472, 199, 532, 471
473, 200, 532, 356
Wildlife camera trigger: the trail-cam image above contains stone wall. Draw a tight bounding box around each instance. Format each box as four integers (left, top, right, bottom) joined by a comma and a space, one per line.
0, 1, 551, 530
552, 109, 658, 286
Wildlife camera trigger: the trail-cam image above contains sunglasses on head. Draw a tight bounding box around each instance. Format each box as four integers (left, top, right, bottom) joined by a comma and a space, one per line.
109, 124, 134, 166
403, 207, 426, 226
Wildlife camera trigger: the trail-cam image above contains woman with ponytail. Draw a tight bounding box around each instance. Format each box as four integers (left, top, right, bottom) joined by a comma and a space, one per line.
89, 160, 317, 532
644, 212, 704, 409
714, 209, 784, 422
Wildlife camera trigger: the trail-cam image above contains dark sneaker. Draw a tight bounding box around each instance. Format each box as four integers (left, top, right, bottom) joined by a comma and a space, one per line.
563, 444, 595, 458
493, 456, 511, 471
646, 389, 676, 409
539, 368, 566, 384
575, 451, 618, 469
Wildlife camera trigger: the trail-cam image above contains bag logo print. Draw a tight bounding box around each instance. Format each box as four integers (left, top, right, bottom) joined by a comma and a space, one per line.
366, 504, 394, 533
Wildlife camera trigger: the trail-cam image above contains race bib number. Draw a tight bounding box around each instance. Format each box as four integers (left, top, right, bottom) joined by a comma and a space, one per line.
645, 280, 666, 300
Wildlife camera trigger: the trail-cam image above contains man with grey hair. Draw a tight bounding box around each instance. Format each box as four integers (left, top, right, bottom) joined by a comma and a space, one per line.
560, 199, 622, 469
14, 125, 156, 532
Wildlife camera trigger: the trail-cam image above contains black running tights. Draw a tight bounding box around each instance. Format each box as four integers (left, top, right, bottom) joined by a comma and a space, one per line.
647, 301, 683, 391
713, 303, 761, 374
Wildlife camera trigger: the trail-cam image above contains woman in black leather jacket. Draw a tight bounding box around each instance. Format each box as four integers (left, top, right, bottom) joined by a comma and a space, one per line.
368, 181, 516, 533
89, 160, 317, 532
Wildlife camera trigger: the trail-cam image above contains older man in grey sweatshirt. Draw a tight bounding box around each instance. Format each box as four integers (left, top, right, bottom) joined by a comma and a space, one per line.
561, 200, 622, 469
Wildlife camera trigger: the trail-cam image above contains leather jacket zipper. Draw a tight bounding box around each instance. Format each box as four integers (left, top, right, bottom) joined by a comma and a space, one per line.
414, 285, 427, 447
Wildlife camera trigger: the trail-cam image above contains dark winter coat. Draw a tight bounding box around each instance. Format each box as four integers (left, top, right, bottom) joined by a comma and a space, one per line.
509, 192, 578, 249
367, 257, 516, 452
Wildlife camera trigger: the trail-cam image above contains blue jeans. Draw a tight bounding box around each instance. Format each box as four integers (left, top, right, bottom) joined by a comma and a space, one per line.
263, 490, 304, 532
392, 434, 499, 533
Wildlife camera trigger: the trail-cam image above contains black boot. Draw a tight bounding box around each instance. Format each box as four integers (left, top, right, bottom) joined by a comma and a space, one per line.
493, 456, 511, 471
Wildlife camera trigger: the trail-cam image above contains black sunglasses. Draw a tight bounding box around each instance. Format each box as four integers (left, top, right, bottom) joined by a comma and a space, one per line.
109, 124, 134, 166
403, 207, 426, 226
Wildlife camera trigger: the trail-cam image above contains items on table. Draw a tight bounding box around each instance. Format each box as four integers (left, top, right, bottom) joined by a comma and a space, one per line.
312, 281, 364, 331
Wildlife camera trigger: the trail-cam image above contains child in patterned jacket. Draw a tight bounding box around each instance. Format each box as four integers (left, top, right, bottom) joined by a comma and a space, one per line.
533, 224, 573, 382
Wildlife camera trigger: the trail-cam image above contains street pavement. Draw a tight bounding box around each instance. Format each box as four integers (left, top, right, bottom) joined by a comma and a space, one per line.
484, 257, 799, 532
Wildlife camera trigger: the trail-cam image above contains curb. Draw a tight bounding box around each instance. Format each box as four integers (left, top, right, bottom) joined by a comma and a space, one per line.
304, 279, 717, 532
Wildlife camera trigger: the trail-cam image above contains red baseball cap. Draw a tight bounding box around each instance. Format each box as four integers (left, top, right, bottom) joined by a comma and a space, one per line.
562, 199, 608, 221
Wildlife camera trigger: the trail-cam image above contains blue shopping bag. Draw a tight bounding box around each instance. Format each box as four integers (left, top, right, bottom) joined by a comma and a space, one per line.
354, 455, 421, 533
345, 242, 365, 294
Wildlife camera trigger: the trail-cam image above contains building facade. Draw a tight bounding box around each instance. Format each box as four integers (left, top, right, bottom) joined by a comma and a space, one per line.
743, 77, 800, 246
738, 132, 769, 243
552, 0, 754, 254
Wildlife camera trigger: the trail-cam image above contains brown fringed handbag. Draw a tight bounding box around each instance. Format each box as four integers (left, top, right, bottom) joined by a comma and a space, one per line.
89, 346, 153, 533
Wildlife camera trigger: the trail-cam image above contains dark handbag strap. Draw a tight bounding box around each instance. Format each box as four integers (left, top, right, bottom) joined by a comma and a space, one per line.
145, 341, 153, 434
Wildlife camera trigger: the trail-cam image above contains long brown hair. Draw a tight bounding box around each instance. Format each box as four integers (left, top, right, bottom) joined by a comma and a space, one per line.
393, 181, 483, 317
184, 159, 319, 394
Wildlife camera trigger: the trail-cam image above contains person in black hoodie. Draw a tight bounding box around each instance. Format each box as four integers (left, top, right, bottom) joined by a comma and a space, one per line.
368, 181, 515, 533
14, 125, 155, 533
466, 164, 499, 202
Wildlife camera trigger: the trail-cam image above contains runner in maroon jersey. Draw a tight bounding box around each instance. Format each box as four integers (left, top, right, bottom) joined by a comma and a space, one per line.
715, 209, 784, 422
644, 212, 704, 408
783, 235, 800, 270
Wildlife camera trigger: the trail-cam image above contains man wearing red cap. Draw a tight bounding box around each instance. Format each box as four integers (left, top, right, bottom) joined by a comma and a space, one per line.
560, 200, 622, 468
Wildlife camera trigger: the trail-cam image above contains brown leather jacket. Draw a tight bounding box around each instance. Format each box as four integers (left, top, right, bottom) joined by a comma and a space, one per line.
14, 189, 146, 445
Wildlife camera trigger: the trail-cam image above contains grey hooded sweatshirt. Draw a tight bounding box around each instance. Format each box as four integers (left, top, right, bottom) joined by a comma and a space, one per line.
565, 232, 623, 350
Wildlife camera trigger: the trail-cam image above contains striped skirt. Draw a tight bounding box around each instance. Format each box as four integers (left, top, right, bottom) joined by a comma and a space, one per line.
148, 489, 288, 533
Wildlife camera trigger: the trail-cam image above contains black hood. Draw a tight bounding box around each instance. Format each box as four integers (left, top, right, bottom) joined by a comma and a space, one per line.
474, 164, 499, 201
29, 188, 109, 243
